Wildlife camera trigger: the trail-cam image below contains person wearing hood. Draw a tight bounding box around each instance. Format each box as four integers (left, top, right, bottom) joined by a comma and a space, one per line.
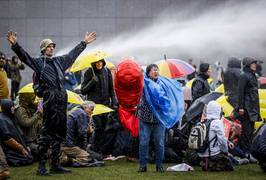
223, 57, 242, 107
251, 124, 266, 172
191, 63, 211, 102
0, 99, 33, 166
14, 93, 43, 158
8, 56, 25, 101
238, 57, 260, 162
0, 51, 9, 101
7, 31, 96, 176
81, 59, 117, 155
198, 101, 233, 171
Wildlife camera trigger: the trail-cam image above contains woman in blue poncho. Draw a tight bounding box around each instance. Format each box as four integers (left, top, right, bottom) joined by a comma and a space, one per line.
137, 64, 165, 173
137, 63, 184, 173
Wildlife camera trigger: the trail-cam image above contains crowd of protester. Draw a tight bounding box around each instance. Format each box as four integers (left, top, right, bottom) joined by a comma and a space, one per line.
0, 31, 265, 179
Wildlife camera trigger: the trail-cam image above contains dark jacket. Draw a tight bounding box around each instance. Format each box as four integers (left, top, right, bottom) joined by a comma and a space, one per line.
0, 99, 33, 166
11, 41, 87, 92
65, 106, 90, 150
238, 66, 260, 122
251, 124, 266, 161
81, 60, 115, 106
8, 62, 24, 83
191, 73, 210, 102
223, 58, 241, 107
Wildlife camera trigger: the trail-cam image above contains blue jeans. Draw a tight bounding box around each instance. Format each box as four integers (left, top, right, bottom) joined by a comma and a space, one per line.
139, 121, 165, 168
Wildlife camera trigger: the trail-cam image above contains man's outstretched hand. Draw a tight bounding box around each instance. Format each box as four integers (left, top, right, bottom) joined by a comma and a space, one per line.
84, 31, 96, 44
7, 31, 17, 46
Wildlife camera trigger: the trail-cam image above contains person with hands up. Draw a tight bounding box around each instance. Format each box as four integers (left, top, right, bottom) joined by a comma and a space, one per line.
7, 30, 96, 176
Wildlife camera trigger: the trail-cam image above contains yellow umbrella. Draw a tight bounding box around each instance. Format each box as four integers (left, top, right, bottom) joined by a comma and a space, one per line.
70, 51, 112, 72
93, 104, 114, 116
18, 83, 34, 94
216, 95, 233, 117
186, 78, 213, 88
66, 90, 84, 105
215, 84, 225, 94
19, 83, 84, 105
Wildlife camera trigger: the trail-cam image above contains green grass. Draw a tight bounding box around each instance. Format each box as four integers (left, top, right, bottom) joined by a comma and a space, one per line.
10, 160, 265, 180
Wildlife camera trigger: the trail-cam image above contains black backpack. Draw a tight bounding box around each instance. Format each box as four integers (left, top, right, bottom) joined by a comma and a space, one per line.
32, 59, 46, 97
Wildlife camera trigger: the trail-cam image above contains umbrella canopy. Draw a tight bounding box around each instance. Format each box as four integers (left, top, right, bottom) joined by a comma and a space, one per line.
70, 50, 112, 72
185, 92, 223, 122
216, 95, 233, 117
18, 83, 34, 94
93, 104, 113, 116
215, 84, 225, 94
19, 83, 113, 115
156, 59, 195, 78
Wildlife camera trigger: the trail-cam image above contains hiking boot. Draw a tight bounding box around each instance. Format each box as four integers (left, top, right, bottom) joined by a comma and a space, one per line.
138, 166, 147, 172
0, 170, 10, 179
50, 164, 72, 174
156, 166, 164, 173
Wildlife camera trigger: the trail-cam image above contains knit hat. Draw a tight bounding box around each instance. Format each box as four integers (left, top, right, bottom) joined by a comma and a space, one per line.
40, 39, 56, 52
199, 63, 210, 73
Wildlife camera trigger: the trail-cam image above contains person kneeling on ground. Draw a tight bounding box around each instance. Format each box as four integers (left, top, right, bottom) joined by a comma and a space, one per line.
198, 101, 234, 171
60, 101, 104, 167
15, 93, 43, 160
0, 99, 33, 166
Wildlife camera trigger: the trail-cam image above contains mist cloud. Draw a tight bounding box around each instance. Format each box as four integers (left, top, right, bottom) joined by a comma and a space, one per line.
57, 0, 266, 66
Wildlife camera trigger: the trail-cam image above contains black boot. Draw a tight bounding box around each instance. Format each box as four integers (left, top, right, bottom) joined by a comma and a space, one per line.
37, 161, 51, 176
50, 159, 72, 174
138, 166, 147, 172
156, 166, 164, 173
50, 163, 72, 174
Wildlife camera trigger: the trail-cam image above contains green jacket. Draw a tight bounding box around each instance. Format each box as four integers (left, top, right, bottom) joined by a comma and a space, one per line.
15, 93, 42, 143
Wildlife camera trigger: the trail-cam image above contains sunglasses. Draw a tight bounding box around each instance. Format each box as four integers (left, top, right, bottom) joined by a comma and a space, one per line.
0, 56, 5, 60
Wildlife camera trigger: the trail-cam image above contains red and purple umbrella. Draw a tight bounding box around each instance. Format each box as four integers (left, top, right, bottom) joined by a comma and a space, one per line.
156, 59, 195, 79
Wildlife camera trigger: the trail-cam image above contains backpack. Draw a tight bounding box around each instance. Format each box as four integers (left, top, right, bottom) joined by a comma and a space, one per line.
188, 119, 217, 153
32, 59, 46, 97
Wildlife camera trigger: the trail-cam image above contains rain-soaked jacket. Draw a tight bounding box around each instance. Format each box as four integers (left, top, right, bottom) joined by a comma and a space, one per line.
191, 73, 210, 102
11, 42, 86, 92
0, 99, 33, 166
198, 101, 228, 158
81, 59, 116, 106
65, 106, 90, 150
223, 58, 241, 107
15, 93, 42, 143
11, 41, 87, 139
238, 59, 260, 122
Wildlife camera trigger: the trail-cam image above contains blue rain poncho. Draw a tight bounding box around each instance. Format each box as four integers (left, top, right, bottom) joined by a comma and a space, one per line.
143, 75, 184, 128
